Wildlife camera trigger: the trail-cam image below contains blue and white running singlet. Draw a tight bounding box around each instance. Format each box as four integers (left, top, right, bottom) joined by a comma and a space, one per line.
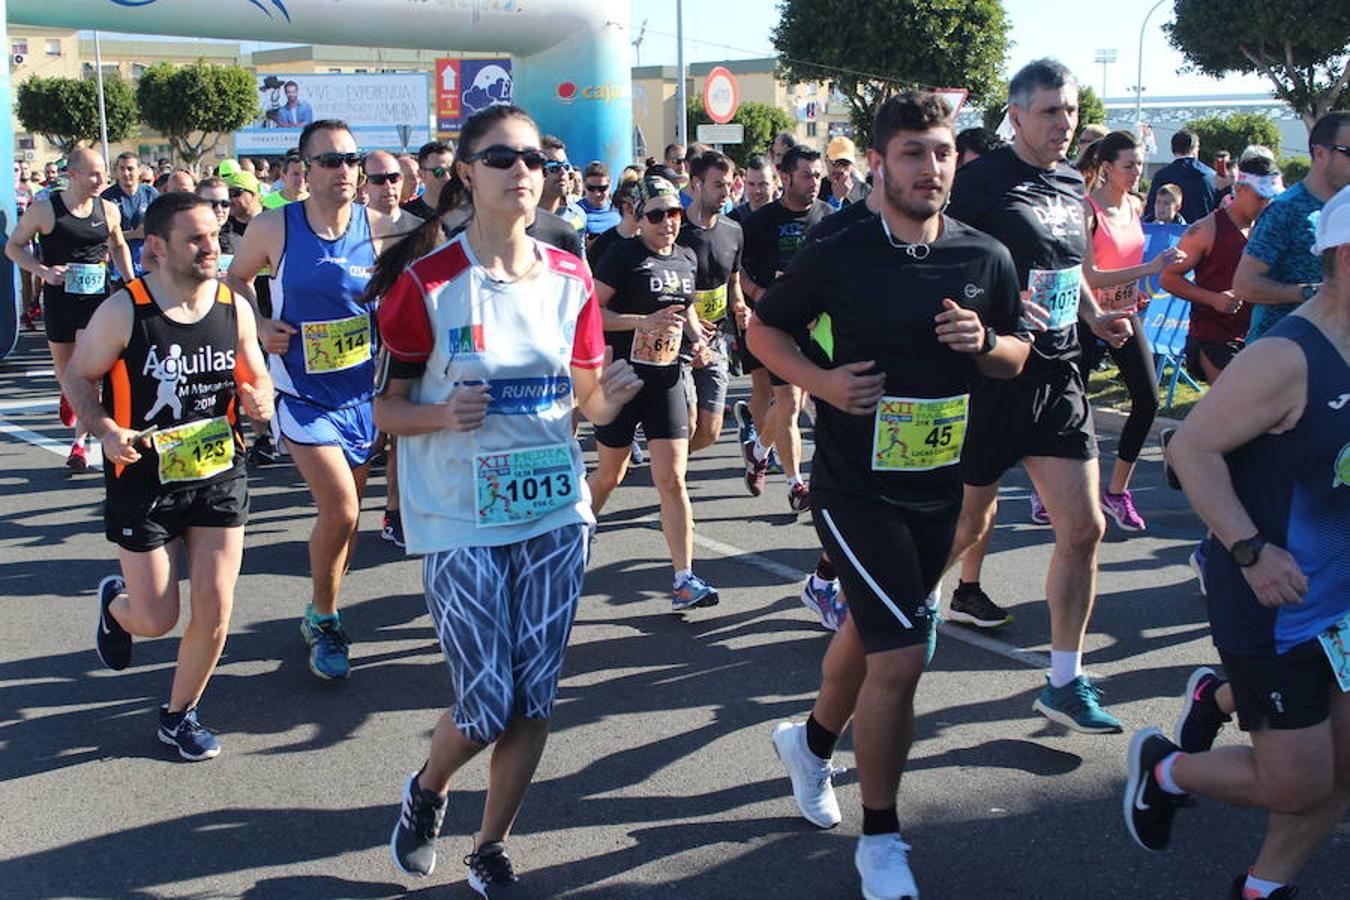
270, 201, 377, 410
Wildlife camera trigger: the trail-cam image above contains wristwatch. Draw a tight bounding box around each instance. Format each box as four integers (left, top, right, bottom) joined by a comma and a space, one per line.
1230, 535, 1267, 567
1299, 283, 1318, 301
976, 326, 998, 355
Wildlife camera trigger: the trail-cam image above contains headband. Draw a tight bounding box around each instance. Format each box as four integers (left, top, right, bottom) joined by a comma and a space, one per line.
1236, 171, 1283, 199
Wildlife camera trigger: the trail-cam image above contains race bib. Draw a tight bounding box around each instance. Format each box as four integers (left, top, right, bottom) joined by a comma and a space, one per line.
302, 313, 372, 374
692, 283, 728, 322
64, 263, 106, 296
1317, 612, 1350, 692
1027, 265, 1082, 330
631, 318, 682, 367
152, 416, 235, 485
872, 394, 969, 472
474, 444, 579, 527
1098, 281, 1139, 313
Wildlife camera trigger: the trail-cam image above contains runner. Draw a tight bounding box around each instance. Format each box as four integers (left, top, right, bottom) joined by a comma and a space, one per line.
729, 155, 775, 225
102, 151, 158, 276
943, 59, 1131, 731
586, 176, 720, 610
538, 135, 587, 236
1234, 112, 1349, 340
1124, 185, 1349, 900
587, 178, 640, 268
1077, 130, 1184, 533
401, 140, 453, 222
740, 145, 833, 511
61, 191, 272, 760
677, 150, 745, 453
225, 119, 404, 681
578, 160, 621, 243
371, 104, 641, 895
5, 147, 135, 471
752, 91, 1029, 900
260, 153, 307, 210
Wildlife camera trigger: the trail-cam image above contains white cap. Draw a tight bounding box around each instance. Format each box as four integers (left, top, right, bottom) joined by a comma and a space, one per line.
1311, 185, 1350, 255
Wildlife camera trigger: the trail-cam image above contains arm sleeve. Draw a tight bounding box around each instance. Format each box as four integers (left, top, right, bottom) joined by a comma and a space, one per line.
754, 240, 825, 333
376, 271, 434, 369
571, 288, 606, 369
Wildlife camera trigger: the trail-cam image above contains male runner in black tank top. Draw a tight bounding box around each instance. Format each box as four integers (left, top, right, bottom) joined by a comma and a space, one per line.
6, 148, 135, 470
62, 192, 272, 762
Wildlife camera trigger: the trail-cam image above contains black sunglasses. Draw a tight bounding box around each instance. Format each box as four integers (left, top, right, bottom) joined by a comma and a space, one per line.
308, 152, 365, 169
543, 160, 572, 175
421, 164, 451, 178
469, 146, 549, 171
365, 172, 402, 185
205, 199, 231, 209
227, 187, 249, 198
1315, 143, 1350, 157
585, 182, 611, 193
642, 207, 683, 224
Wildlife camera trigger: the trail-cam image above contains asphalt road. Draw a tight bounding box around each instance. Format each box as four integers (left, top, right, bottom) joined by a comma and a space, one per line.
1, 330, 1345, 899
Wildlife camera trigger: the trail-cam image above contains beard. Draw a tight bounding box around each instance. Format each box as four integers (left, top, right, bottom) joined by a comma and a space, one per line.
882, 168, 946, 223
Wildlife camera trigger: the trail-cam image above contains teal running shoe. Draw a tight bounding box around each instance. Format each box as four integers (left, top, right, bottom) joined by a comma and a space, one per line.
1033, 674, 1122, 733
301, 609, 351, 680
672, 574, 720, 611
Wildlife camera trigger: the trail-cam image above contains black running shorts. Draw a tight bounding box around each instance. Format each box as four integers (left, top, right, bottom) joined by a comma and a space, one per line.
592, 363, 690, 447
105, 474, 249, 552
961, 359, 1097, 487
812, 494, 954, 654
43, 286, 109, 344
1218, 640, 1339, 733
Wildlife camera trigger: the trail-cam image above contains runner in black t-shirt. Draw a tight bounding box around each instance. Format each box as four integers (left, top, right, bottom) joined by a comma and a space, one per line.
677, 151, 745, 454
751, 92, 1030, 900
739, 145, 833, 512
944, 59, 1132, 733
586, 177, 720, 612
587, 179, 641, 269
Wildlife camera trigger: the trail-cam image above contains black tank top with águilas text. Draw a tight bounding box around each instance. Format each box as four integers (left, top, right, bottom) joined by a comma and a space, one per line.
103, 278, 244, 496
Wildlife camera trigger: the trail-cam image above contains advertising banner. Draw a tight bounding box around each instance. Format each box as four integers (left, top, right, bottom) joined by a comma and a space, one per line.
436, 58, 513, 138
238, 72, 431, 155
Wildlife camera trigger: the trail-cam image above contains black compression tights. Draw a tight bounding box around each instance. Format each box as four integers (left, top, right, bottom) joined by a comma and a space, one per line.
1079, 314, 1158, 464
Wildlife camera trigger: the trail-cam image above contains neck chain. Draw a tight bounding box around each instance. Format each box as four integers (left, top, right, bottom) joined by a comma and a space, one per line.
880, 214, 932, 260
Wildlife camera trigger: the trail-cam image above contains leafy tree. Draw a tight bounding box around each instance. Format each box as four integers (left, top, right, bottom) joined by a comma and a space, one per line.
981, 85, 1106, 146
17, 75, 139, 155
1166, 0, 1350, 129
1183, 113, 1282, 162
773, 0, 1009, 148
687, 97, 795, 169
138, 61, 259, 171
1277, 155, 1311, 184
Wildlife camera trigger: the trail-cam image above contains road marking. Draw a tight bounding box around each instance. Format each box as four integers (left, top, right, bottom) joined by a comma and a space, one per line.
0, 417, 103, 466
635, 515, 1051, 671
0, 397, 59, 413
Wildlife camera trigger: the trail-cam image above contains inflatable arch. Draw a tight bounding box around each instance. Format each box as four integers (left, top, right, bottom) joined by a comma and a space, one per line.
1, 0, 632, 356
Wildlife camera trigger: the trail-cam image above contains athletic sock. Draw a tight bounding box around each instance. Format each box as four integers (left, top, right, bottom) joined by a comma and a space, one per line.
861, 804, 900, 836
752, 438, 771, 462
307, 606, 339, 627
787, 476, 804, 489
673, 568, 693, 589
956, 579, 980, 594
1154, 751, 1187, 795
815, 557, 836, 581
1049, 650, 1083, 688
1242, 872, 1287, 898
804, 713, 838, 760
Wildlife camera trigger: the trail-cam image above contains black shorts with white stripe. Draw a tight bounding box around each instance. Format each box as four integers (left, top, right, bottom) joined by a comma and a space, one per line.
811, 494, 956, 654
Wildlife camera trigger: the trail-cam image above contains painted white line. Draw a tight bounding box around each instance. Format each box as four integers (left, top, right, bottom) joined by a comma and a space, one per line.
631, 515, 1050, 671
0, 397, 59, 414
0, 417, 103, 466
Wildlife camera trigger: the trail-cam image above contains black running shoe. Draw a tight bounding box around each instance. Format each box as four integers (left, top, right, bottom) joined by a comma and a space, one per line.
465, 841, 519, 897
246, 435, 279, 468
95, 575, 132, 670
390, 769, 447, 877
1123, 728, 1186, 851
947, 583, 1012, 629
1228, 874, 1299, 899
1174, 667, 1231, 753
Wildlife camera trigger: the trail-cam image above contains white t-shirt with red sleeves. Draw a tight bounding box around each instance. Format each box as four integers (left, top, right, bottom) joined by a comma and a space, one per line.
378, 234, 606, 553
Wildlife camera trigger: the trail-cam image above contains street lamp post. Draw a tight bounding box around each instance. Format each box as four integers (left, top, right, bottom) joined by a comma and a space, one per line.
1094, 48, 1117, 100
675, 0, 687, 148
1134, 0, 1168, 131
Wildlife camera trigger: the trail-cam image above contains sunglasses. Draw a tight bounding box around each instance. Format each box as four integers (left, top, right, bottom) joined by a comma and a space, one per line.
543, 160, 572, 175
365, 172, 402, 185
642, 207, 683, 224
469, 146, 549, 171
308, 152, 365, 169
1315, 143, 1350, 157
227, 187, 250, 198
421, 164, 451, 178
205, 199, 231, 209
585, 182, 611, 193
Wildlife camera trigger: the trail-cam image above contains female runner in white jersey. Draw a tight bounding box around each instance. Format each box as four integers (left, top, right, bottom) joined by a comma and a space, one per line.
371, 105, 642, 894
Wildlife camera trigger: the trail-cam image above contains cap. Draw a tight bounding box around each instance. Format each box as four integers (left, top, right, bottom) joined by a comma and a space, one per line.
222, 170, 260, 196
636, 176, 679, 212
1311, 185, 1350, 255
825, 136, 857, 164
218, 158, 241, 178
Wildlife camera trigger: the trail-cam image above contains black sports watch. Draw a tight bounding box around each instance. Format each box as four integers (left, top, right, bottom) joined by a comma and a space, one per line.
1230, 535, 1267, 567
976, 326, 998, 355
1299, 283, 1318, 301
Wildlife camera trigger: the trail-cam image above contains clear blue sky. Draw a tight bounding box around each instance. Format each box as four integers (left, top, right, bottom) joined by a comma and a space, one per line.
631, 0, 1272, 100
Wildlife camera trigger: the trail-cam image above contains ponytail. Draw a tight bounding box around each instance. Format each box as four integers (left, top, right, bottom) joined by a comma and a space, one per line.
1075, 129, 1142, 192
364, 104, 538, 302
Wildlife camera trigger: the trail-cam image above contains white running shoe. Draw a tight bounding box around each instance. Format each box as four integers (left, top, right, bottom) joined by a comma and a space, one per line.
770, 721, 843, 828
855, 833, 919, 900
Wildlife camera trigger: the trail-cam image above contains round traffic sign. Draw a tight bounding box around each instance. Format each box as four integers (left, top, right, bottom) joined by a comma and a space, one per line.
702, 66, 739, 125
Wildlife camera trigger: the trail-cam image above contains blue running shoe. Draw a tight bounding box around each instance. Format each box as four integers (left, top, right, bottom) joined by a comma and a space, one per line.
732, 400, 756, 447
672, 574, 720, 611
301, 609, 352, 680
158, 706, 221, 761
800, 575, 840, 631
766, 448, 784, 476
1033, 674, 1123, 733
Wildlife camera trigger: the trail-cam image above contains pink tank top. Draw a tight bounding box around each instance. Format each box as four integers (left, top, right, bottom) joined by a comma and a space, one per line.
1089, 195, 1146, 311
